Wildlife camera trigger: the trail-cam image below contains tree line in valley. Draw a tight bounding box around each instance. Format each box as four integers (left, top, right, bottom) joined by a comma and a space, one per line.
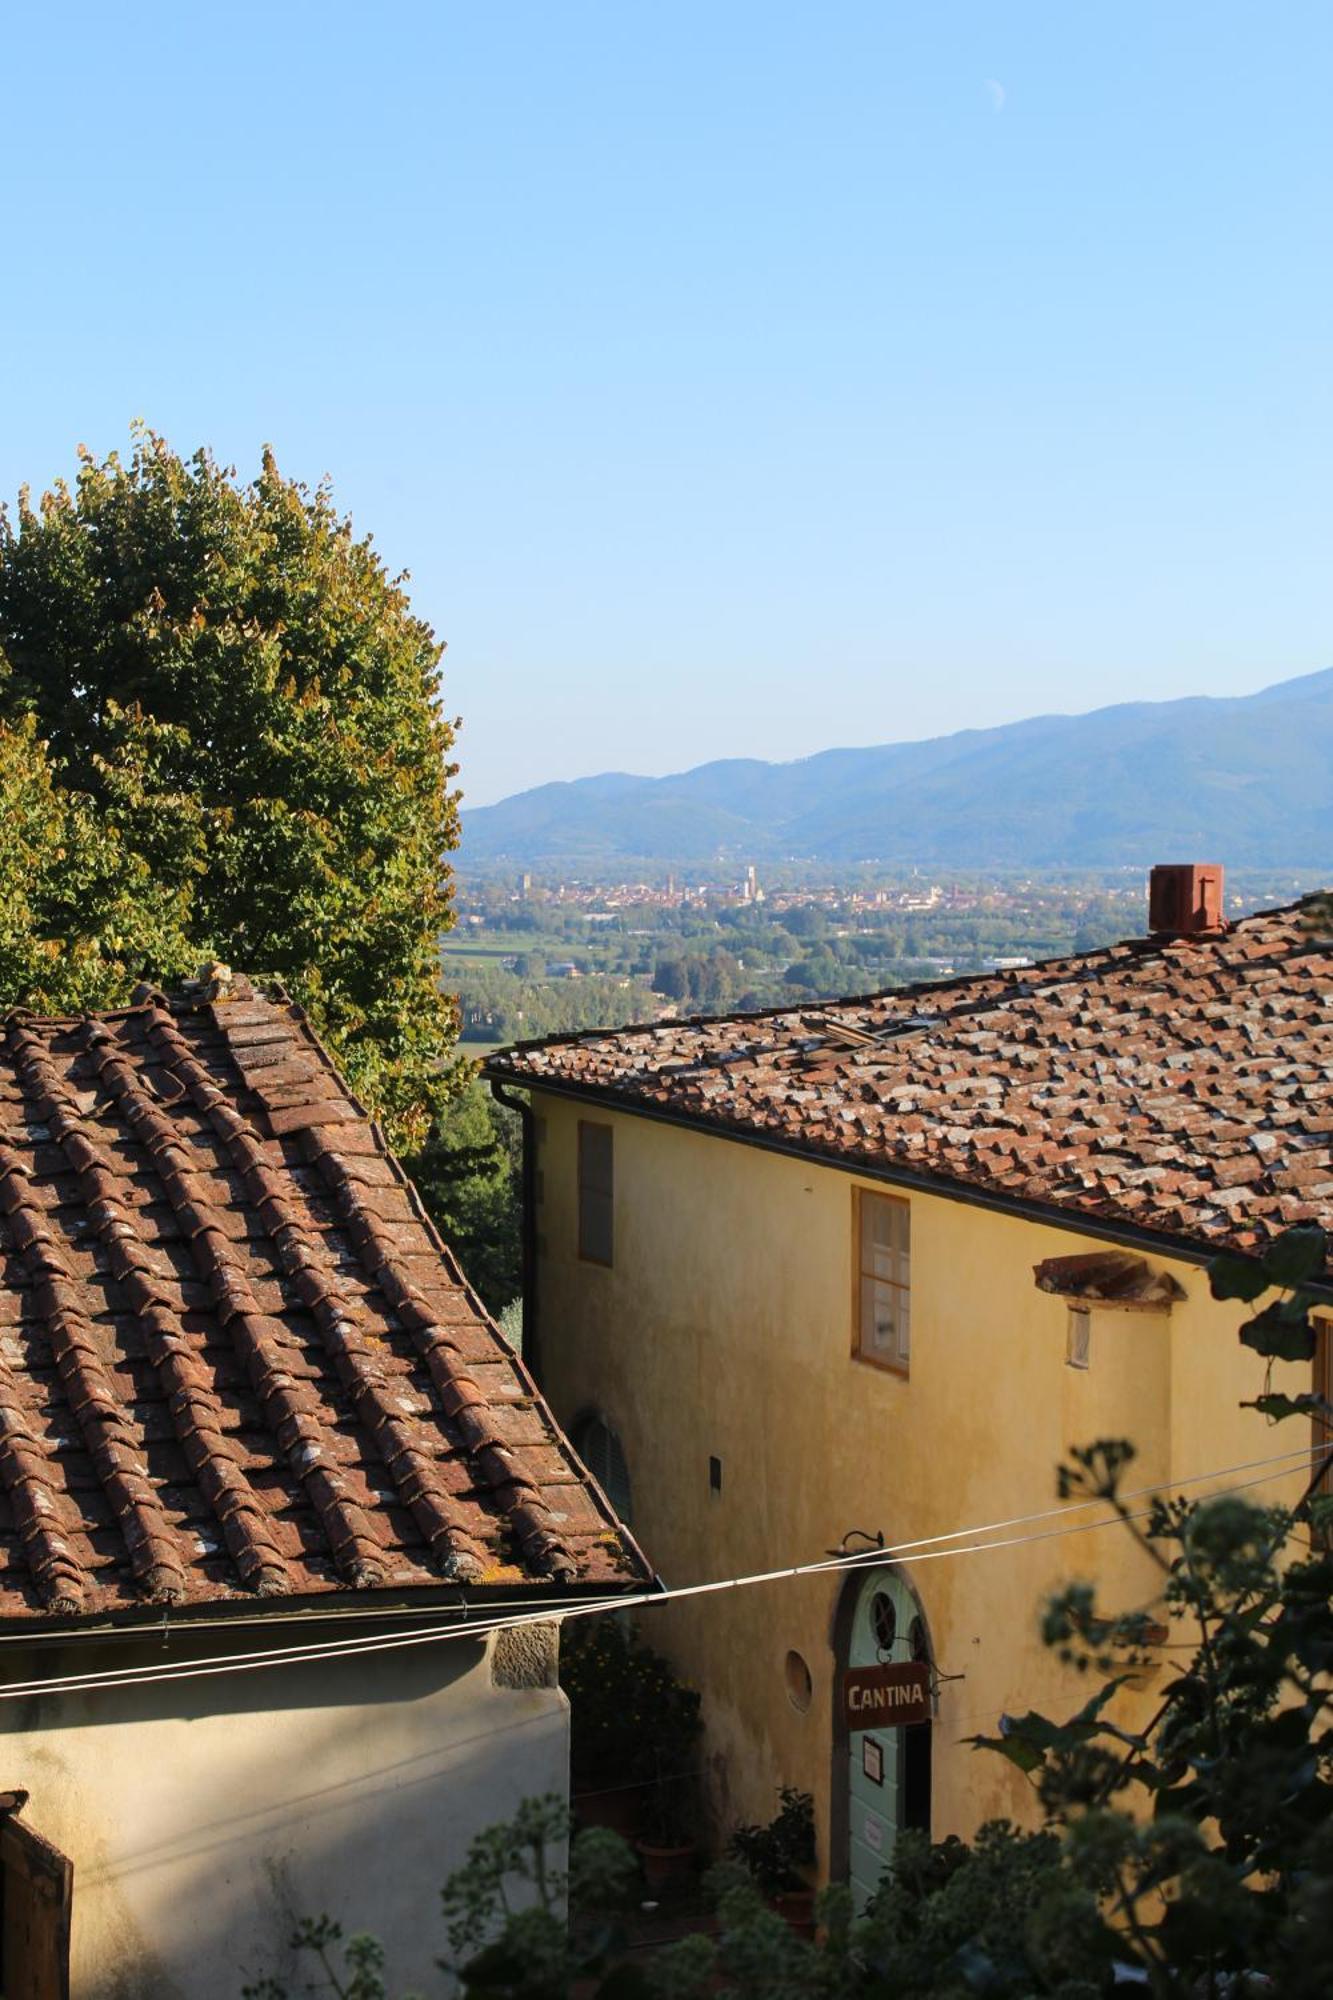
444, 883, 1157, 1047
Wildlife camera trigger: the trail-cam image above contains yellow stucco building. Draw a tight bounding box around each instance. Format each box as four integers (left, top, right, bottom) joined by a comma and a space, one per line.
488, 888, 1329, 1898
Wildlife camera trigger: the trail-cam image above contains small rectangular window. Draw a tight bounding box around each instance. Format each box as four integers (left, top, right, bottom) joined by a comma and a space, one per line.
1066, 1307, 1091, 1369
855, 1190, 910, 1372
578, 1121, 614, 1266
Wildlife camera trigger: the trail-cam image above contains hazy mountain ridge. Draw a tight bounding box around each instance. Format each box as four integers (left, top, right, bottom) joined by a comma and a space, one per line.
461, 670, 1333, 869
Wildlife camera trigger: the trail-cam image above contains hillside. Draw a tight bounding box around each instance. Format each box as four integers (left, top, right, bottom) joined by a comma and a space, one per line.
460, 670, 1333, 870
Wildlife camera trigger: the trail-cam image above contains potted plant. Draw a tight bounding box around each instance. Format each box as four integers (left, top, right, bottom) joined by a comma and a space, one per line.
628, 1655, 704, 1895
728, 1787, 817, 1934
560, 1620, 702, 1850
634, 1763, 699, 1896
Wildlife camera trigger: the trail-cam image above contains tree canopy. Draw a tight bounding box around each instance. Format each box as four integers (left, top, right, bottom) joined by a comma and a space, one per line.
0, 431, 459, 1149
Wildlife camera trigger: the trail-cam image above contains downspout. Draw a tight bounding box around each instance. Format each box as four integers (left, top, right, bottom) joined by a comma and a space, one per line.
490, 1079, 540, 1383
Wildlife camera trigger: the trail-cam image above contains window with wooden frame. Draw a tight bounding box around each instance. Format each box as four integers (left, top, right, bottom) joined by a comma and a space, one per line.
854, 1189, 911, 1372
577, 1121, 614, 1266
1066, 1307, 1092, 1369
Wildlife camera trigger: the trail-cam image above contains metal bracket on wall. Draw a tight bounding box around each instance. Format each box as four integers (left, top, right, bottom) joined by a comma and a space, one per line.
827, 1527, 885, 1558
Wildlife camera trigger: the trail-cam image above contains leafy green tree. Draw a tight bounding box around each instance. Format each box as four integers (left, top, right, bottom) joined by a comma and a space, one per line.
0, 429, 459, 1149
244, 1798, 642, 2000
0, 712, 197, 1009
652, 956, 689, 1001
411, 1080, 522, 1316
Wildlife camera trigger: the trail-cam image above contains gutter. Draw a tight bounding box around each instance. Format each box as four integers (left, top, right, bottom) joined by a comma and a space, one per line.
489, 1077, 541, 1381
0, 1574, 651, 1655
484, 1068, 1333, 1297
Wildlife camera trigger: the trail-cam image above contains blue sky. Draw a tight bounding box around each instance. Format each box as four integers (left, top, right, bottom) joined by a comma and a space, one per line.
2, 3, 1330, 805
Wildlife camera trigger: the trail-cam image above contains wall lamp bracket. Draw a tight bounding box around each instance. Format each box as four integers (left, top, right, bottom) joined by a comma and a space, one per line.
827, 1527, 885, 1558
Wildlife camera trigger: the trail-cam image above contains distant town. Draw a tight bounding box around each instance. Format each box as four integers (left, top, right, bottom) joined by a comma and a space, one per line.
446, 863, 1320, 1046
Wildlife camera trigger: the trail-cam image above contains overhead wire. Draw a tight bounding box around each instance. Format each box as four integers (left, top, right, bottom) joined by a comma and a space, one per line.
0, 1437, 1311, 1657
0, 1445, 1313, 1706
788, 1439, 1320, 1574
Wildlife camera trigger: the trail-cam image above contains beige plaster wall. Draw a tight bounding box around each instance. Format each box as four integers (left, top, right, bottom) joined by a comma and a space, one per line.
531, 1093, 1306, 1871
0, 1622, 567, 2000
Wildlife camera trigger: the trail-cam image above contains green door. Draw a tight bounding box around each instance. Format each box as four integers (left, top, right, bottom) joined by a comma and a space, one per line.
846, 1570, 929, 1912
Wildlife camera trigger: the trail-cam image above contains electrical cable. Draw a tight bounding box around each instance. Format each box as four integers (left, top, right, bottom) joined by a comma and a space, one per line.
0, 1450, 1311, 1706
0, 1438, 1310, 1659
0, 1432, 1310, 1656
795, 1439, 1319, 1574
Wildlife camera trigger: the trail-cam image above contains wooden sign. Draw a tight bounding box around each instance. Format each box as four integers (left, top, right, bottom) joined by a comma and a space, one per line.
843, 1661, 930, 1731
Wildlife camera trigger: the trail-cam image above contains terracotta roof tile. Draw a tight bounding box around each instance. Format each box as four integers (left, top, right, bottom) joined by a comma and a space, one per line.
0, 983, 647, 1624
488, 898, 1332, 1270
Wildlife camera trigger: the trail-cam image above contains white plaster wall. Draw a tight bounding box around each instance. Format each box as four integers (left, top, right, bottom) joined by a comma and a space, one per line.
0, 1623, 568, 2000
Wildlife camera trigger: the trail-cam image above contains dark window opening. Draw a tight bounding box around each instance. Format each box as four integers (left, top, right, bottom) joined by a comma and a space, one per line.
902, 1720, 931, 1833
578, 1122, 614, 1266
573, 1414, 632, 1524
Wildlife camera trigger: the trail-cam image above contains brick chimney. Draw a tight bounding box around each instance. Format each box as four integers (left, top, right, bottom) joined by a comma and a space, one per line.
1148, 863, 1225, 936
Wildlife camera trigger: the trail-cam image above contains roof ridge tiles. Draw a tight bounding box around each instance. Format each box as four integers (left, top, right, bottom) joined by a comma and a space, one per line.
81, 1014, 396, 1594
487, 899, 1332, 1267
493, 896, 1322, 1071
493, 923, 1187, 1061
3, 1015, 294, 1599
142, 1003, 495, 1585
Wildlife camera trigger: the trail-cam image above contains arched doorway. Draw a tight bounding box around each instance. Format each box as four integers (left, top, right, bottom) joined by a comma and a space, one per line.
831, 1565, 933, 1911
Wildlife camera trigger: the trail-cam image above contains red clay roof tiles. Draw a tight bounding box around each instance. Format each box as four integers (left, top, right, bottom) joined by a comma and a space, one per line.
0, 982, 646, 1624
488, 898, 1332, 1268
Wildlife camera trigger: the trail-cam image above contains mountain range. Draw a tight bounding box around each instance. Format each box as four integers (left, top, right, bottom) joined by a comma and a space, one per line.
460, 669, 1333, 870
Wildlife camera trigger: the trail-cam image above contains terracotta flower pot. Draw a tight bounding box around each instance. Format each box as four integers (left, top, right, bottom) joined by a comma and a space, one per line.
774, 1887, 817, 1938
636, 1837, 696, 1895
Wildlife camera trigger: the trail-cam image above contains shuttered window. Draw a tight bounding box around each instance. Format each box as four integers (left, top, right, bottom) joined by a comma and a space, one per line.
855, 1190, 911, 1373
574, 1414, 632, 1523
578, 1122, 614, 1266
0, 1806, 72, 2000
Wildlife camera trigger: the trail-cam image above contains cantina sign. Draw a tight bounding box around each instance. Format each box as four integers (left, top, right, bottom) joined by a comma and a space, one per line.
842, 1662, 931, 1731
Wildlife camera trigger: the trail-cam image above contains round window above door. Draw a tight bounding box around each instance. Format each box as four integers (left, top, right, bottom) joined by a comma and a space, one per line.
869, 1590, 897, 1656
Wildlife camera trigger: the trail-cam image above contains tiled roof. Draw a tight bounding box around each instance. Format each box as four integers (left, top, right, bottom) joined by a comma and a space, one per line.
0, 979, 647, 1624
488, 899, 1333, 1267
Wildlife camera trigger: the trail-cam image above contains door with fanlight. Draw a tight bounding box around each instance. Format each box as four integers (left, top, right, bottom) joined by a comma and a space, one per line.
844, 1570, 932, 1913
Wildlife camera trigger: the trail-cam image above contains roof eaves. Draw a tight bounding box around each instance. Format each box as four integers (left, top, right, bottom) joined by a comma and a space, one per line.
504, 1066, 1333, 1298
